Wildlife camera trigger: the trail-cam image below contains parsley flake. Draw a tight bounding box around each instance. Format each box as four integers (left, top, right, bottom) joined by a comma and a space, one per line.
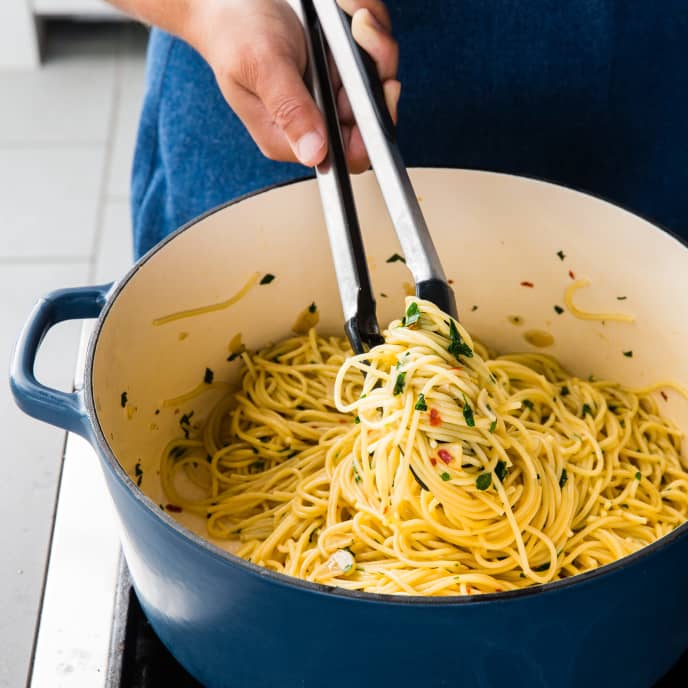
308, 302, 317, 314
476, 472, 492, 490
623, 350, 633, 358
582, 403, 593, 417
259, 273, 275, 285
386, 253, 406, 263
203, 367, 214, 384
489, 419, 497, 433
557, 250, 566, 261
461, 393, 475, 427
495, 460, 508, 482
554, 305, 564, 314
560, 385, 570, 397
635, 471, 641, 481
415, 393, 428, 411
120, 391, 128, 408
405, 302, 421, 328
447, 319, 473, 359
440, 471, 451, 482
559, 468, 568, 488
393, 371, 407, 396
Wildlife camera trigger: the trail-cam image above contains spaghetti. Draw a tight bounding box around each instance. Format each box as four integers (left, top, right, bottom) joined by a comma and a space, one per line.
160, 299, 688, 595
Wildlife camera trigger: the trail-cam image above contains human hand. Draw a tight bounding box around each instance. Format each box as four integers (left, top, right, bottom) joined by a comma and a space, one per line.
190, 0, 400, 172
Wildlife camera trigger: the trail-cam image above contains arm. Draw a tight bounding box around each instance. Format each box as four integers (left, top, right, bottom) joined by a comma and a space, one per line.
107, 0, 400, 171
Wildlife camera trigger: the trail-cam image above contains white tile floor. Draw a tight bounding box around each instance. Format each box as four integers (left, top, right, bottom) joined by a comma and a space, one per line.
0, 21, 146, 688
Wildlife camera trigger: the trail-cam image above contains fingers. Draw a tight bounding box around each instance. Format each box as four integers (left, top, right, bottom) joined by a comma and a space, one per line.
351, 8, 398, 81
255, 58, 328, 165
227, 43, 328, 167
337, 0, 392, 31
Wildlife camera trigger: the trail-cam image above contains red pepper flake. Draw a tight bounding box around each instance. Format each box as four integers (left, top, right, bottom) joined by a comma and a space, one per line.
466, 584, 473, 594
451, 366, 463, 372
429, 408, 442, 426
438, 449, 453, 464
430, 458, 437, 466
661, 391, 668, 401
520, 281, 534, 288
165, 504, 183, 513
338, 419, 348, 424
448, 279, 454, 284
568, 269, 576, 280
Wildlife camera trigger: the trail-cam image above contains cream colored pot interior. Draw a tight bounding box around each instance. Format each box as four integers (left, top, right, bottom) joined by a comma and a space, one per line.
92, 169, 688, 550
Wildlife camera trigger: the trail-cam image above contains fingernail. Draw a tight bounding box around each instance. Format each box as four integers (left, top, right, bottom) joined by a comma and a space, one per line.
295, 131, 325, 166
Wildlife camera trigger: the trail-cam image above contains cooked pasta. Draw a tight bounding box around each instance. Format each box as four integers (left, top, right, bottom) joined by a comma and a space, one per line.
159, 299, 688, 595
564, 278, 635, 323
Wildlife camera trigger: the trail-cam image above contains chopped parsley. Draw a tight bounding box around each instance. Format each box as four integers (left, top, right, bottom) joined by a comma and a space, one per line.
617, 296, 627, 301
522, 399, 534, 410
203, 367, 214, 384
405, 302, 421, 328
489, 419, 497, 433
120, 391, 128, 408
380, 292, 388, 298
354, 416, 361, 424
495, 460, 508, 482
623, 350, 633, 358
386, 253, 406, 263
415, 393, 428, 411
134, 461, 143, 487
179, 411, 194, 439
393, 371, 407, 396
635, 471, 642, 481
447, 319, 473, 360
557, 250, 566, 261
476, 472, 492, 490
154, 409, 160, 415
461, 393, 475, 427
471, 305, 478, 312
559, 468, 568, 488
259, 273, 275, 285
554, 305, 564, 314
170, 446, 186, 459
582, 403, 593, 417
440, 471, 451, 482
560, 385, 570, 397
308, 302, 317, 314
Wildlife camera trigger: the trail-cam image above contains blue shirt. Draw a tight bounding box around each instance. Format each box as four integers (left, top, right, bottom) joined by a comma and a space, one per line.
131, 1, 688, 258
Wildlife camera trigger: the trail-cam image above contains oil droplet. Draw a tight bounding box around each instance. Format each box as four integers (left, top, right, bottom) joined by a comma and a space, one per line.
508, 315, 524, 326
292, 304, 320, 334
402, 281, 415, 297
524, 329, 554, 348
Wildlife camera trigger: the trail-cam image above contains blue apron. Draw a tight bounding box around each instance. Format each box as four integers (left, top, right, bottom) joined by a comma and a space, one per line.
131, 0, 688, 258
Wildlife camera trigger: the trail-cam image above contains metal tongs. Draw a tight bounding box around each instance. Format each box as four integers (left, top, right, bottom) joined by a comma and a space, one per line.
301, 0, 457, 354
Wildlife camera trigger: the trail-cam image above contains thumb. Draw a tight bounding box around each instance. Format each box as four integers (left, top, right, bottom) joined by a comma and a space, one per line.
255, 58, 327, 167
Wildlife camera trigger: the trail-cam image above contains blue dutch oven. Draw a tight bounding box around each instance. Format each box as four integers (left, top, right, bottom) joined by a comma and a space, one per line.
10, 170, 688, 687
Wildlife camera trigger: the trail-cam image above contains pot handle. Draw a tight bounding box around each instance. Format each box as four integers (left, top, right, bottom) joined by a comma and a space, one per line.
10, 284, 111, 439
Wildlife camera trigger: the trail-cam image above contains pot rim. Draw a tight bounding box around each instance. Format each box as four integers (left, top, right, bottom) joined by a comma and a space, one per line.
84, 167, 688, 606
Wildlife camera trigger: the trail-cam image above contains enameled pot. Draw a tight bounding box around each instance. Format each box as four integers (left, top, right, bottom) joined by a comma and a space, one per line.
11, 169, 688, 687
